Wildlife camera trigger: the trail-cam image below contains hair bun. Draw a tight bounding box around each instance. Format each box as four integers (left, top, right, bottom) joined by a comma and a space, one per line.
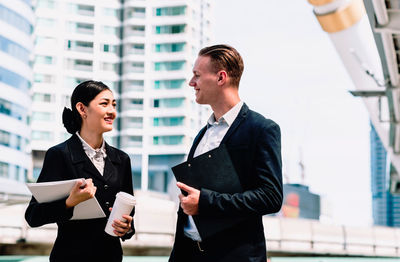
62, 107, 79, 134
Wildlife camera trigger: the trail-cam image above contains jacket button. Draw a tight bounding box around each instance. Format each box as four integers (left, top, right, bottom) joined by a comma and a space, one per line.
104, 184, 109, 189
105, 202, 110, 207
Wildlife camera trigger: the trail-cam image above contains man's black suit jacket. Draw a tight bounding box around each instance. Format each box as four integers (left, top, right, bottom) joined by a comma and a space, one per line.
169, 103, 283, 262
25, 134, 135, 262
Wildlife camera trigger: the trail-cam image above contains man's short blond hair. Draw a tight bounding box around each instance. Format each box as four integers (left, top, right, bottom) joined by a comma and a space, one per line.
199, 44, 244, 87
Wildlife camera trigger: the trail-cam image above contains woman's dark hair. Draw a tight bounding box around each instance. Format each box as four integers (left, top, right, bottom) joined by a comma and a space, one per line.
62, 80, 110, 134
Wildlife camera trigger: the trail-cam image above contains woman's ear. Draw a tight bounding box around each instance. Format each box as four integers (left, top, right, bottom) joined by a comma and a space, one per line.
75, 102, 87, 119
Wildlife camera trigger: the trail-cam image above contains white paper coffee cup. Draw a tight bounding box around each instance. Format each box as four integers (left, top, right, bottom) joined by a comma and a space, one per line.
105, 192, 136, 237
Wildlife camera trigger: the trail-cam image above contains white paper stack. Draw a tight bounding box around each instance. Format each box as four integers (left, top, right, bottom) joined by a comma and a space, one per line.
26, 179, 106, 220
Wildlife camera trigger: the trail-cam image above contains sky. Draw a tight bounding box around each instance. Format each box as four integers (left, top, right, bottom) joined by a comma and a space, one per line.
213, 1, 372, 225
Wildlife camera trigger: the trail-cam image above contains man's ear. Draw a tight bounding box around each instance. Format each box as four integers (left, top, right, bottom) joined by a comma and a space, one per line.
217, 71, 227, 85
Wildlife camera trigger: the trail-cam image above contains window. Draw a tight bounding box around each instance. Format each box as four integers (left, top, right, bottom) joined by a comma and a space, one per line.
129, 43, 145, 54
156, 98, 184, 108
128, 136, 142, 147
128, 7, 145, 18
148, 171, 168, 192
155, 6, 186, 16
0, 161, 9, 178
0, 66, 30, 92
33, 93, 52, 103
155, 42, 185, 53
32, 130, 53, 140
133, 171, 141, 189
0, 35, 30, 64
103, 8, 118, 17
66, 40, 93, 53
125, 80, 144, 92
100, 62, 118, 73
103, 26, 119, 37
72, 59, 93, 71
153, 135, 183, 145
130, 80, 144, 87
129, 62, 144, 73
125, 117, 143, 129
102, 44, 118, 54
131, 99, 143, 105
67, 22, 94, 35
35, 36, 56, 48
37, 0, 55, 9
154, 61, 185, 71
0, 130, 10, 146
0, 4, 32, 34
153, 117, 184, 126
64, 77, 86, 88
102, 81, 117, 90
154, 79, 184, 89
36, 18, 55, 27
69, 4, 94, 16
34, 74, 54, 83
32, 111, 54, 121
35, 55, 54, 65
129, 25, 145, 36
0, 97, 26, 121
155, 24, 185, 34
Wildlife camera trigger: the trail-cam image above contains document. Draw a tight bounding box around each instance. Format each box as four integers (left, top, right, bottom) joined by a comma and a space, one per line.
26, 179, 106, 220
172, 144, 244, 240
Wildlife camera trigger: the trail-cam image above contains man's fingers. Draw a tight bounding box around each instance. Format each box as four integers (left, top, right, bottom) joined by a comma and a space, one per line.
177, 182, 195, 193
178, 194, 184, 202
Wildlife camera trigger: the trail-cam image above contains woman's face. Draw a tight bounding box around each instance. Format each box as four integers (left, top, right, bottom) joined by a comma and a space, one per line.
83, 89, 117, 134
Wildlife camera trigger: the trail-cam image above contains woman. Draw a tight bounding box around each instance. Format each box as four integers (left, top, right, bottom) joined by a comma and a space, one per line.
25, 80, 135, 262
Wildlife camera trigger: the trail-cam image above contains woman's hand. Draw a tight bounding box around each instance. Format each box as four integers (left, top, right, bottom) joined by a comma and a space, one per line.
109, 207, 133, 237
65, 178, 96, 208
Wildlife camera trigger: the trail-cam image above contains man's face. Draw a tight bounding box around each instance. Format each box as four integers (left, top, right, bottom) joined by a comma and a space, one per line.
189, 55, 220, 105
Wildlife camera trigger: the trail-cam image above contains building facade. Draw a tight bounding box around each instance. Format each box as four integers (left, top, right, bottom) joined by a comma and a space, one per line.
370, 123, 400, 227
277, 183, 321, 220
0, 0, 33, 184
31, 0, 212, 194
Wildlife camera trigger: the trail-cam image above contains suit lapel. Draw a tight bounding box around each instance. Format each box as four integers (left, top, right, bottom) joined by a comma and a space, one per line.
68, 134, 107, 183
188, 104, 249, 159
221, 103, 249, 144
103, 143, 121, 182
188, 126, 207, 160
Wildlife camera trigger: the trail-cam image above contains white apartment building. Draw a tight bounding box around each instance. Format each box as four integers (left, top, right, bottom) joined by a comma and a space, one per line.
0, 0, 33, 183
31, 0, 212, 195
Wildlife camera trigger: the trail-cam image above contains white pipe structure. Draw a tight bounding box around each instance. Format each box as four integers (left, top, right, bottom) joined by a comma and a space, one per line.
307, 0, 400, 177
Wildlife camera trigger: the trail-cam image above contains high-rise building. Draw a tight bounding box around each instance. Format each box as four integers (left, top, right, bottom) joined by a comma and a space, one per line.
120, 1, 212, 192
31, 0, 123, 179
370, 123, 400, 227
0, 0, 33, 187
31, 0, 212, 195
277, 183, 321, 220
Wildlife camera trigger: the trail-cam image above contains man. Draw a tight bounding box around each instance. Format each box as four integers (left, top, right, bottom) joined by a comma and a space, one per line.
169, 44, 283, 262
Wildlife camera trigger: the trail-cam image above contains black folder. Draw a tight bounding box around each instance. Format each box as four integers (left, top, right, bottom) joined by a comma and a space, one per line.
172, 144, 244, 240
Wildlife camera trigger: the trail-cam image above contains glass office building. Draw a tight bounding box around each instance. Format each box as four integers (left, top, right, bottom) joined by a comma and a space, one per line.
370, 124, 400, 227
31, 0, 212, 196
0, 0, 33, 183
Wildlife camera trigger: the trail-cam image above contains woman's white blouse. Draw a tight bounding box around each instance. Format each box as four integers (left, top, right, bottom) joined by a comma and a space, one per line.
75, 132, 107, 176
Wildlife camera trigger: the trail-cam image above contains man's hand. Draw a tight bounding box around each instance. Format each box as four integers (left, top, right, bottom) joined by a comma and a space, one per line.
177, 182, 200, 215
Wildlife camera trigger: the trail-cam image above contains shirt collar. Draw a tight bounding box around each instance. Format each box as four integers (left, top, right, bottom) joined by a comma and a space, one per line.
207, 101, 244, 127
75, 131, 107, 159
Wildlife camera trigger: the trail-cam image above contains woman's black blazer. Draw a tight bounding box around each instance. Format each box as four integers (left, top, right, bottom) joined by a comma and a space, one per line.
25, 134, 135, 262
